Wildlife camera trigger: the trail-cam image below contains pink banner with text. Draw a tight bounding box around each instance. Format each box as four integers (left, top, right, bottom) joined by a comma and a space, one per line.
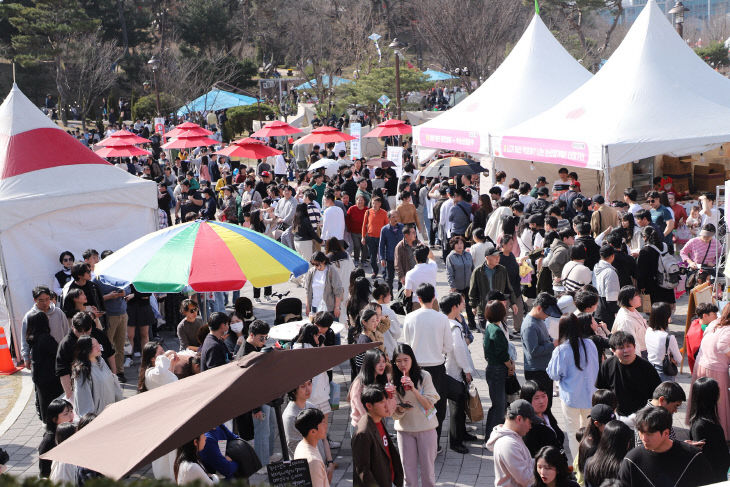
497, 136, 590, 167
418, 128, 481, 153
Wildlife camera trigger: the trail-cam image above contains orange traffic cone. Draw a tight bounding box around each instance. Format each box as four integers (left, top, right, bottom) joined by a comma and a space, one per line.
0, 327, 22, 375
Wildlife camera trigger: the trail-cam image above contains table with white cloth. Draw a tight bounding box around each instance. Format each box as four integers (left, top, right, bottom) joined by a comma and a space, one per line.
268, 319, 346, 342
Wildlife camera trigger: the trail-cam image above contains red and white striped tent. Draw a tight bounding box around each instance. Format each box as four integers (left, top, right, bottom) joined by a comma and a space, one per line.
0, 84, 158, 358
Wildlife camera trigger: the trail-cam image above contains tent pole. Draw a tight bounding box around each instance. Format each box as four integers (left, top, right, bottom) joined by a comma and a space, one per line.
602, 146, 610, 199
272, 398, 289, 461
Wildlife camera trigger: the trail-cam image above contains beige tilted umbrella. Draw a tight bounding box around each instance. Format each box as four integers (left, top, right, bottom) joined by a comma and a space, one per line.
42, 343, 377, 479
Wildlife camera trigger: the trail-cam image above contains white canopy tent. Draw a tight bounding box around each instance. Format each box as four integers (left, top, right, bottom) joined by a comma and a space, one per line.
0, 85, 158, 359
493, 0, 730, 185
412, 14, 592, 155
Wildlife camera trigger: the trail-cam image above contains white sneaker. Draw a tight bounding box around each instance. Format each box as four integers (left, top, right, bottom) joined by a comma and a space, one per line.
269, 453, 282, 463
254, 298, 261, 303
255, 466, 268, 475
123, 358, 132, 368
133, 352, 141, 358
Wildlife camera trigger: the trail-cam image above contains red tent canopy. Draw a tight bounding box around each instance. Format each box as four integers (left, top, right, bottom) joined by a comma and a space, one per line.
294, 126, 356, 145
97, 129, 150, 147
251, 120, 302, 137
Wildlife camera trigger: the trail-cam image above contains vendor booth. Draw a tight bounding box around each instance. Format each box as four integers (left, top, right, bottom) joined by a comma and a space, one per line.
412, 14, 592, 156
0, 85, 158, 359
492, 0, 730, 199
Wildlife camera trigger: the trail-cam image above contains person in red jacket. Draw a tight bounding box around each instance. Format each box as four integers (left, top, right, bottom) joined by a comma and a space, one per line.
686, 302, 718, 372
346, 195, 369, 267
361, 196, 389, 279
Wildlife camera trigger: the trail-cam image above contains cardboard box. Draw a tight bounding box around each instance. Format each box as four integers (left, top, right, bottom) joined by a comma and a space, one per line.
694, 162, 725, 176
662, 155, 688, 175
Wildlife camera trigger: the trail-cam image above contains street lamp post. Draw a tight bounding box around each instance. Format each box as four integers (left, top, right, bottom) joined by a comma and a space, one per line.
148, 55, 162, 116
669, 1, 690, 39
389, 38, 406, 120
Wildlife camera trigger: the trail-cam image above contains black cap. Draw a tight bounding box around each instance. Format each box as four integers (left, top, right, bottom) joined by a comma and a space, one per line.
484, 247, 501, 257
593, 194, 605, 204
507, 399, 541, 423
536, 176, 547, 183
537, 187, 549, 195
536, 292, 562, 318
589, 404, 615, 424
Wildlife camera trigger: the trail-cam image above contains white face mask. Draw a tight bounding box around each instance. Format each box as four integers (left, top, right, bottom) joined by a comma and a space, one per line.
230, 322, 243, 334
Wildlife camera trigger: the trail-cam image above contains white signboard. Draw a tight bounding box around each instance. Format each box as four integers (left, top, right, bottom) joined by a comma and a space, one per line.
387, 145, 404, 177
350, 122, 361, 160
154, 117, 165, 135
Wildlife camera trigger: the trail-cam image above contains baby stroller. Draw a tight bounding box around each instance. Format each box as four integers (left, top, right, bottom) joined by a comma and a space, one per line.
275, 297, 303, 325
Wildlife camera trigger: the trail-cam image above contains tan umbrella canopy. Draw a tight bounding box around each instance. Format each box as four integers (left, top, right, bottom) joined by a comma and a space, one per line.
42, 343, 377, 480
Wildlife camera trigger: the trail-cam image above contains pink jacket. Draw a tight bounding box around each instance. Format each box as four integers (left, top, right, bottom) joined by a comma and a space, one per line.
348, 377, 367, 428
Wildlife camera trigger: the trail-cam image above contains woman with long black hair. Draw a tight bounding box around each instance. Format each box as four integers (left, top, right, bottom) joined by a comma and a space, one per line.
547, 313, 599, 459
347, 348, 394, 434
72, 336, 122, 416
637, 225, 676, 305
533, 446, 580, 487
38, 399, 73, 478
175, 434, 218, 485
25, 311, 63, 422
583, 420, 633, 487
391, 343, 440, 487
688, 377, 730, 482
137, 340, 163, 393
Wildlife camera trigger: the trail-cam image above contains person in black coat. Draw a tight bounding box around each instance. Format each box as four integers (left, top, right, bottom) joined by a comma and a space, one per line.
688, 377, 730, 483
38, 398, 74, 477
636, 226, 675, 304
26, 311, 63, 422
575, 222, 600, 270
605, 232, 636, 288
519, 380, 566, 458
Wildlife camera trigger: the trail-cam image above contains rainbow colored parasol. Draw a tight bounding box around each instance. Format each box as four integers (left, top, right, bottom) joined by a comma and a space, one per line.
94, 220, 308, 292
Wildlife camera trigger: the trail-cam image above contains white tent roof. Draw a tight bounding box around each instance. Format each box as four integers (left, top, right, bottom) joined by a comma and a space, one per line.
412, 14, 592, 154
494, 0, 730, 170
0, 84, 158, 231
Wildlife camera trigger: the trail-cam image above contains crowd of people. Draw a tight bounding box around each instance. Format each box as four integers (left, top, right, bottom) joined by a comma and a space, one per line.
14, 117, 730, 487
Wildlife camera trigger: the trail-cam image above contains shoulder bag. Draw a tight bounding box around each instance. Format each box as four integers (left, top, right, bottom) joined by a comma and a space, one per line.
661, 335, 678, 377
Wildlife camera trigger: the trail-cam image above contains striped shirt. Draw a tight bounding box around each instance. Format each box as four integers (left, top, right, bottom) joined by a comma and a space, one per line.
679, 237, 718, 267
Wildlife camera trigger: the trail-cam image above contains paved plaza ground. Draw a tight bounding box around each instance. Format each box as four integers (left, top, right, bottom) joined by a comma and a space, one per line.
1, 258, 694, 486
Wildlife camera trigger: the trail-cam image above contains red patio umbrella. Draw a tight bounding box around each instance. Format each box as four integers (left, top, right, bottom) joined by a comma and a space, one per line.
95, 145, 151, 158
293, 126, 356, 145
251, 120, 302, 138
215, 138, 282, 158
364, 119, 412, 137
161, 129, 220, 149
97, 129, 151, 147
165, 121, 213, 139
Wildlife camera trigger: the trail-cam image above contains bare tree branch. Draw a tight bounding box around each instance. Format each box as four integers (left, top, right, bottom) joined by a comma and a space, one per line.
410, 0, 532, 91
57, 31, 121, 132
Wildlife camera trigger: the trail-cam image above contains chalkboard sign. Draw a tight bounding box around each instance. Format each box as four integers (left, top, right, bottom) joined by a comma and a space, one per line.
266, 459, 313, 486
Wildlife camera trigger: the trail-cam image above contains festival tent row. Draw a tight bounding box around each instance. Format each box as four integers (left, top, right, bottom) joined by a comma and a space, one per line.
0, 85, 158, 357
177, 89, 258, 117
413, 0, 730, 199
492, 0, 730, 193
412, 14, 592, 157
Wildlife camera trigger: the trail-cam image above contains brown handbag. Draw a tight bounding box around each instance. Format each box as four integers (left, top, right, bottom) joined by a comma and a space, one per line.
466, 384, 484, 423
